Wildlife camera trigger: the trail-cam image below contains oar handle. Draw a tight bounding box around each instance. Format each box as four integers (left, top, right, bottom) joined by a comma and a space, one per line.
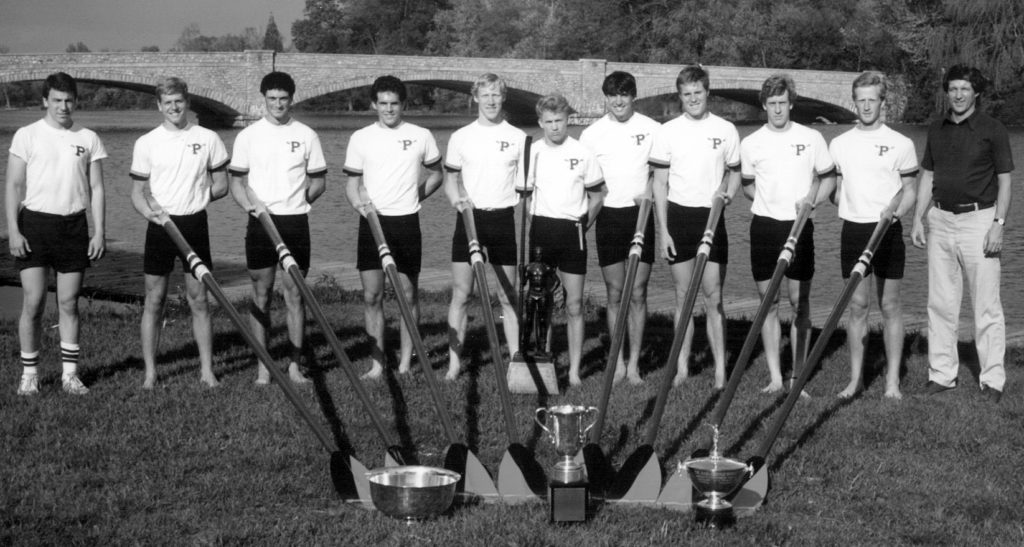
590, 197, 652, 444
254, 211, 404, 450
461, 207, 520, 443
643, 195, 727, 446
158, 214, 338, 453
708, 197, 816, 432
363, 209, 461, 444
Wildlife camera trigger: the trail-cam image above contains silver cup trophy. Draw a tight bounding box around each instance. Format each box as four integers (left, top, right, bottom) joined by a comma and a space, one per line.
535, 404, 598, 484
681, 454, 753, 527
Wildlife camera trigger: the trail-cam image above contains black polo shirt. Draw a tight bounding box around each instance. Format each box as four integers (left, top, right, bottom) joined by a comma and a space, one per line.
921, 109, 1014, 204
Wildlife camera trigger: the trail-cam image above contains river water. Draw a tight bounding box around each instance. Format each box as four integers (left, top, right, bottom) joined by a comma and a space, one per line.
1, 110, 1022, 336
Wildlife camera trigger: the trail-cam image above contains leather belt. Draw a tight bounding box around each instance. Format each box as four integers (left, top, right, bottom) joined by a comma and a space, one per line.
933, 201, 994, 214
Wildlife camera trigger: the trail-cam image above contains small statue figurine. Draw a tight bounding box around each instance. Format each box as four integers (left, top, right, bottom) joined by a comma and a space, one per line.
520, 246, 560, 359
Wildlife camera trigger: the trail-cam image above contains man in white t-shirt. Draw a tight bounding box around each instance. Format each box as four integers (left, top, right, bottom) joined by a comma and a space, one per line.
740, 74, 835, 393
521, 93, 605, 386
229, 72, 328, 385
580, 71, 660, 385
129, 77, 230, 389
442, 73, 529, 380
651, 65, 741, 389
344, 75, 443, 379
829, 72, 918, 400
6, 72, 107, 396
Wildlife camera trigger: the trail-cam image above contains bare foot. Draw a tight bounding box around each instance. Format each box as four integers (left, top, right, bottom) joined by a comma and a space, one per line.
761, 382, 784, 394
884, 387, 903, 400
200, 375, 220, 388
142, 375, 157, 390
612, 364, 626, 385
628, 372, 644, 385
255, 376, 271, 386
397, 362, 411, 375
361, 364, 383, 380
444, 364, 460, 381
568, 373, 582, 387
672, 371, 688, 387
288, 363, 311, 384
837, 381, 862, 399
256, 364, 271, 385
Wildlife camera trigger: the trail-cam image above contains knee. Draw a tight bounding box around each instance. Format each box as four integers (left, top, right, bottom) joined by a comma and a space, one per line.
879, 296, 901, 320
848, 298, 869, 320
187, 294, 209, 315
565, 297, 583, 318
363, 289, 383, 308
57, 293, 79, 316
144, 293, 167, 315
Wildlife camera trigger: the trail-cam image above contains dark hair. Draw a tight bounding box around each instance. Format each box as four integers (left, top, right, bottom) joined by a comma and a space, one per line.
676, 65, 710, 92
602, 71, 637, 97
370, 75, 407, 103
943, 64, 987, 95
759, 73, 797, 105
260, 71, 295, 96
43, 72, 77, 99
535, 93, 573, 117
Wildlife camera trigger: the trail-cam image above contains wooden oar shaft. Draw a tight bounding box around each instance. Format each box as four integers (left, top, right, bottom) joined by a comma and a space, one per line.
461, 207, 519, 442
161, 217, 337, 453
255, 211, 401, 449
364, 210, 460, 443
709, 200, 815, 431
591, 198, 652, 444
643, 196, 726, 446
754, 210, 897, 460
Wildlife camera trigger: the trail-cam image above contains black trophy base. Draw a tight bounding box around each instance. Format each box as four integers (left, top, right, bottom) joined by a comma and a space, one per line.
549, 481, 589, 523
695, 503, 736, 529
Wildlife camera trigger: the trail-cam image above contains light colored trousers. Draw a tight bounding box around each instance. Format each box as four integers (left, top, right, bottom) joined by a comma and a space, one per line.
926, 206, 1005, 390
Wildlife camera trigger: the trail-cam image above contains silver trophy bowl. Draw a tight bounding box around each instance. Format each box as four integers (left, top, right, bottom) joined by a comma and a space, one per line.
366, 466, 461, 520
535, 404, 598, 484
682, 455, 753, 526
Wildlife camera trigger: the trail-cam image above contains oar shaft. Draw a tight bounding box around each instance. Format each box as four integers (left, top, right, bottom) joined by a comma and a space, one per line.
161, 218, 337, 453
709, 200, 815, 431
364, 210, 460, 443
754, 212, 897, 460
462, 208, 519, 442
255, 212, 400, 449
643, 196, 726, 446
591, 198, 651, 443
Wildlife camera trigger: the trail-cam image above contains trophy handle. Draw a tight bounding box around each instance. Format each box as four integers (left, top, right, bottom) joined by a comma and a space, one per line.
534, 408, 551, 438
582, 406, 600, 437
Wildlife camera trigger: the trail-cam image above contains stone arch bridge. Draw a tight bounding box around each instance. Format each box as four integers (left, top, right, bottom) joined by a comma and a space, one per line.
0, 51, 867, 126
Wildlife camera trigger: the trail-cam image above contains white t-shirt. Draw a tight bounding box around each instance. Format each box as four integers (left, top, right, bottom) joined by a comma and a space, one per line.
649, 113, 740, 207
9, 119, 108, 216
579, 112, 659, 208
343, 121, 441, 216
229, 117, 327, 215
829, 124, 918, 223
130, 123, 229, 216
525, 137, 604, 221
740, 122, 834, 220
444, 119, 527, 209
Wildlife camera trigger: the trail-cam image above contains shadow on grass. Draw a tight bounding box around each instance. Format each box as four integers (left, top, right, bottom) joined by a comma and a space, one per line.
768, 394, 858, 474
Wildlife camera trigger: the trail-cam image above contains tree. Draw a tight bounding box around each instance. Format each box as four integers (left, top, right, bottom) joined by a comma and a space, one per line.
66, 42, 90, 53
141, 45, 160, 52
174, 23, 261, 52
292, 0, 445, 54
263, 15, 284, 52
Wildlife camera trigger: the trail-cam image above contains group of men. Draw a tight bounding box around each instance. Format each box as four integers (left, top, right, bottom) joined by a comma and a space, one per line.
6, 65, 1012, 405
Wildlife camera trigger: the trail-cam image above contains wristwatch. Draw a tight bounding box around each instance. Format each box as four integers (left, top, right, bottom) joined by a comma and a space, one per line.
994, 217, 1006, 226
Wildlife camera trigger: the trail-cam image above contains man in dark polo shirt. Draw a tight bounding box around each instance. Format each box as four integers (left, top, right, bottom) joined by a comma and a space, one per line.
911, 64, 1013, 403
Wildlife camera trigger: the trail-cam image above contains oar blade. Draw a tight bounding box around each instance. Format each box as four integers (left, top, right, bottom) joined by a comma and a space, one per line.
330, 451, 374, 507
497, 444, 547, 502
582, 443, 615, 499
606, 444, 661, 503
732, 457, 768, 517
654, 466, 695, 511
444, 443, 501, 502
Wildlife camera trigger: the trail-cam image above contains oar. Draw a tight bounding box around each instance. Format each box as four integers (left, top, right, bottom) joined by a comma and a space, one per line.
732, 191, 903, 516
251, 209, 407, 468
155, 211, 372, 505
582, 197, 654, 501
599, 194, 726, 507
459, 206, 547, 502
359, 207, 500, 501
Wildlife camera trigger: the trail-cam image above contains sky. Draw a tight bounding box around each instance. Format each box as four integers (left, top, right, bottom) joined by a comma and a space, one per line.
0, 0, 306, 53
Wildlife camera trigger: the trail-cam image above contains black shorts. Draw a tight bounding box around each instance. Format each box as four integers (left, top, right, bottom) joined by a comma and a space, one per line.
357, 213, 422, 276
245, 214, 311, 271
595, 205, 656, 267
840, 219, 904, 280
750, 215, 814, 282
144, 211, 212, 276
451, 207, 517, 265
15, 208, 90, 273
666, 202, 728, 265
529, 215, 587, 275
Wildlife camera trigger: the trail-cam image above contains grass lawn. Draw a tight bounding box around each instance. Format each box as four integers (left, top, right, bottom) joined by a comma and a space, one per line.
2, 280, 1022, 546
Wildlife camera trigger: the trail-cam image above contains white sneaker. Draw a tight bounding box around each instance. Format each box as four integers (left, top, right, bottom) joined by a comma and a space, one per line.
17, 375, 39, 396
62, 375, 89, 395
